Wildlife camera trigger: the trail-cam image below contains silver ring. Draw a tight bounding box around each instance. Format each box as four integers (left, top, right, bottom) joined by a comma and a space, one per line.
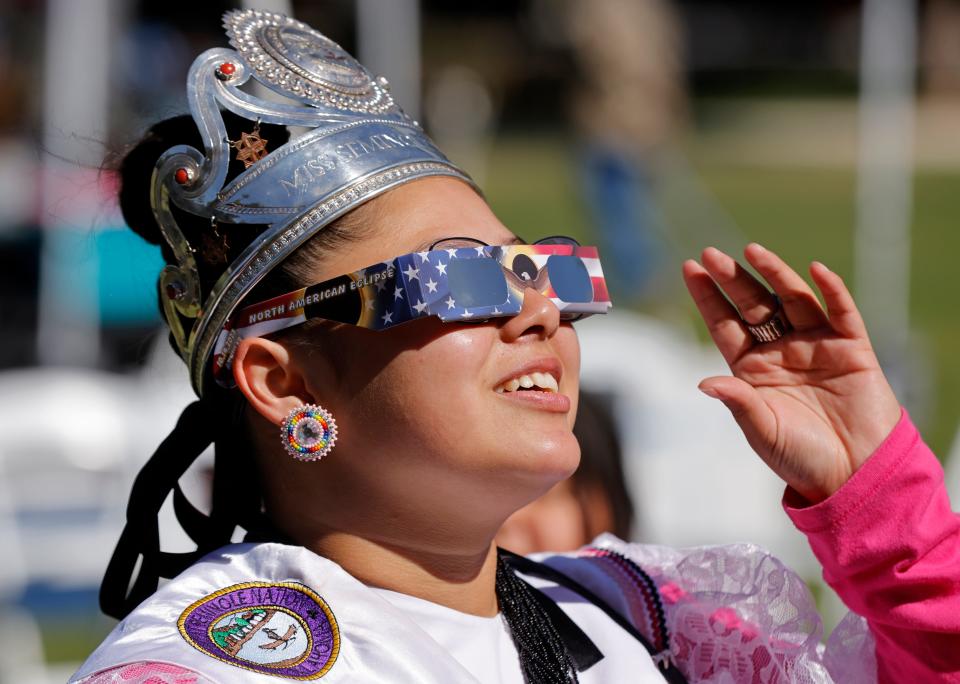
745, 299, 790, 343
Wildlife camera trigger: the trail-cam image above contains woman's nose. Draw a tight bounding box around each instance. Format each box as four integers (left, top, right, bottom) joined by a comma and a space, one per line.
500, 288, 561, 342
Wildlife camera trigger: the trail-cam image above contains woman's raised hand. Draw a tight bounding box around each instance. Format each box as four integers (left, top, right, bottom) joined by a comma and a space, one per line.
682, 244, 902, 504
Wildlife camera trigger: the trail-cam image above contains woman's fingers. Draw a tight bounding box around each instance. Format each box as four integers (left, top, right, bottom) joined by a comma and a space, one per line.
687, 244, 868, 356
809, 261, 869, 339
700, 247, 778, 325
743, 243, 829, 331
682, 259, 752, 365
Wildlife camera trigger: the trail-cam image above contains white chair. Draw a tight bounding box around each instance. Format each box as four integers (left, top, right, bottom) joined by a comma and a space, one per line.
0, 336, 202, 680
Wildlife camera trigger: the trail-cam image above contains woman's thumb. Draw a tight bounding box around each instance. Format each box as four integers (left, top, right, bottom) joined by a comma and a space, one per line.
698, 376, 776, 446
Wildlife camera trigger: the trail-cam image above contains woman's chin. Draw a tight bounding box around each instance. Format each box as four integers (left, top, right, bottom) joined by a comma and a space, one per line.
503, 432, 581, 486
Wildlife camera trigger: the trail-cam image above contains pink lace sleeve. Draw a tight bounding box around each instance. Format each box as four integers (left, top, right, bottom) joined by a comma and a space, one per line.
578, 534, 875, 683
74, 661, 219, 684
823, 613, 876, 684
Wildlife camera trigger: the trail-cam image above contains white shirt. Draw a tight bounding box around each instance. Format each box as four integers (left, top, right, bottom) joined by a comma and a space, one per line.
371, 587, 525, 684
70, 542, 669, 683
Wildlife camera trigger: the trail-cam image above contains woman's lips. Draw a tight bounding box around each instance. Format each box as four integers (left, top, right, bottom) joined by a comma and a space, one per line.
494, 388, 571, 413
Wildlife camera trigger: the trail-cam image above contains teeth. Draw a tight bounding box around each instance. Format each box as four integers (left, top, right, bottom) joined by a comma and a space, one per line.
533, 372, 559, 392
494, 372, 558, 394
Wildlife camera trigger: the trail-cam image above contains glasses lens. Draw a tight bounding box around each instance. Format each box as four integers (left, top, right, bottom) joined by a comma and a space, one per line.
535, 235, 581, 247
447, 257, 509, 307
547, 255, 593, 303
429, 237, 489, 251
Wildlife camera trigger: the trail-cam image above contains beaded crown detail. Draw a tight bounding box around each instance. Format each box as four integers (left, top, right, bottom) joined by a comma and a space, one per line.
281, 404, 338, 461
152, 9, 475, 396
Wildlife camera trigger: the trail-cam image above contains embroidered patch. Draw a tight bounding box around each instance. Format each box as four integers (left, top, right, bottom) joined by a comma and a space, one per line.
178, 581, 339, 680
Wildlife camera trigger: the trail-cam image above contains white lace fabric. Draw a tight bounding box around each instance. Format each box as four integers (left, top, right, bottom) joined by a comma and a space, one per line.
590, 534, 877, 683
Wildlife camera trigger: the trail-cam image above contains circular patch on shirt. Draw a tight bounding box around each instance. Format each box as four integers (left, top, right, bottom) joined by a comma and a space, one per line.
178, 581, 339, 679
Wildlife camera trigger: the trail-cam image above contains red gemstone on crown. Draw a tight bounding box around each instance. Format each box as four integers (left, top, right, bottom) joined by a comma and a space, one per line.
216, 62, 237, 80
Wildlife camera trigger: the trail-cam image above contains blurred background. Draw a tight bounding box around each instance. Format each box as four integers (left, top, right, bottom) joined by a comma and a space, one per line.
2, 0, 960, 680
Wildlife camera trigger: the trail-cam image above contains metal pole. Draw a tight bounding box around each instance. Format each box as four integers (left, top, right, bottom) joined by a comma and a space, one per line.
241, 0, 292, 13
356, 0, 422, 120
37, 0, 115, 366
854, 0, 917, 396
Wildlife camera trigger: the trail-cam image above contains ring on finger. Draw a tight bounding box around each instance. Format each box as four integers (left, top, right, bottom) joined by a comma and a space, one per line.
745, 296, 791, 343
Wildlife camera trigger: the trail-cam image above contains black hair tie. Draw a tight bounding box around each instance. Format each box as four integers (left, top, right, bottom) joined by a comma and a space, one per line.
100, 400, 225, 619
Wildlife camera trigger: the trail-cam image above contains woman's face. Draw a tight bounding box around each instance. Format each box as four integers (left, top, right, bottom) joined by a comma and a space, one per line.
271, 177, 582, 538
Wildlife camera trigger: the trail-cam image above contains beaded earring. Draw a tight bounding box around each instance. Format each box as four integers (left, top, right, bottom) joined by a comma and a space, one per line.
280, 404, 338, 461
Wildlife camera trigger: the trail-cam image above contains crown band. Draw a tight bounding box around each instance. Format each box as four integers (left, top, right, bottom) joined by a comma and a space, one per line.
149, 10, 475, 396
213, 119, 452, 220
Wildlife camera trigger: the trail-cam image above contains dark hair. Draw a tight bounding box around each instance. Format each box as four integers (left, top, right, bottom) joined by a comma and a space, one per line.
572, 390, 634, 539
101, 112, 375, 619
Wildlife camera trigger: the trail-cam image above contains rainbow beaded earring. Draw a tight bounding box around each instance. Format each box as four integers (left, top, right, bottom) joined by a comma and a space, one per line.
280, 404, 338, 461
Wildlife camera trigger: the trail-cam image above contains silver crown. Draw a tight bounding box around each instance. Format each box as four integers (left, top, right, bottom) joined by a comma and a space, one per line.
152, 10, 475, 396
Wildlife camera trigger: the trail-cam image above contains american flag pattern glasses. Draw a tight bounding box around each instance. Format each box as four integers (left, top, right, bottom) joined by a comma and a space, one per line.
211, 242, 611, 386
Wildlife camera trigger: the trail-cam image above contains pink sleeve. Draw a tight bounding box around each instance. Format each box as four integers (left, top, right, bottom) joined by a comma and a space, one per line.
784, 409, 960, 683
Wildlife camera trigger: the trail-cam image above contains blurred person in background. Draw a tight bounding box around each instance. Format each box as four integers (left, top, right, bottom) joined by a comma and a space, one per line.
496, 390, 635, 554
565, 0, 685, 301
71, 9, 960, 684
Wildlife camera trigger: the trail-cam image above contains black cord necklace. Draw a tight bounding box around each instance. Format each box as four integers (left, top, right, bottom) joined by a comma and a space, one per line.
495, 553, 579, 684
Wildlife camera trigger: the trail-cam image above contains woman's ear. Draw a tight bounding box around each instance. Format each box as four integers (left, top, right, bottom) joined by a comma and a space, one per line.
233, 337, 311, 425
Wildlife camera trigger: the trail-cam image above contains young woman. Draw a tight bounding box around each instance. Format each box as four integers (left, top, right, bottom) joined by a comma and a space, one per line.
72, 10, 960, 683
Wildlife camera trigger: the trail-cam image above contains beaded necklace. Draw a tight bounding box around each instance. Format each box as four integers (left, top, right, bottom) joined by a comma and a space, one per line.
495, 554, 580, 683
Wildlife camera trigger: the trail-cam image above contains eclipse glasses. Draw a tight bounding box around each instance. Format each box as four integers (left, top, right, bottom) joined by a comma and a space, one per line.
211, 236, 611, 385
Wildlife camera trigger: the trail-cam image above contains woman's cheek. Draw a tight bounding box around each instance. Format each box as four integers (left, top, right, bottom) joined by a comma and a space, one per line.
444, 326, 491, 360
